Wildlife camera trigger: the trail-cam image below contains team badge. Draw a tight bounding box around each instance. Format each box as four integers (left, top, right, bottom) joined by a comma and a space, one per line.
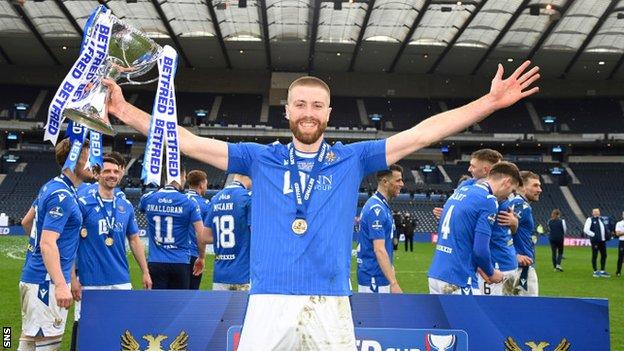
117, 204, 126, 213
325, 151, 336, 163
80, 228, 88, 238
105, 237, 114, 246
121, 330, 188, 351
292, 219, 308, 235
504, 337, 570, 351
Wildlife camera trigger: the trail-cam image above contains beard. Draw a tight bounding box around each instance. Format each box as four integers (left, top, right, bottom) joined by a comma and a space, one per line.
289, 118, 327, 145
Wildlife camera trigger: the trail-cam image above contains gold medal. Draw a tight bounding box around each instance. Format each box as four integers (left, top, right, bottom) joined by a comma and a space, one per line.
292, 219, 308, 235
80, 228, 88, 238
105, 237, 114, 246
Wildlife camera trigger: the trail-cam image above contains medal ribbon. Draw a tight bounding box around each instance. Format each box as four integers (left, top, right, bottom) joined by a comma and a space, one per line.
95, 192, 117, 239
287, 142, 328, 222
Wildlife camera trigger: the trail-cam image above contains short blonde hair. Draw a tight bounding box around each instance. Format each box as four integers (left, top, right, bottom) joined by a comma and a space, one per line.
287, 76, 331, 104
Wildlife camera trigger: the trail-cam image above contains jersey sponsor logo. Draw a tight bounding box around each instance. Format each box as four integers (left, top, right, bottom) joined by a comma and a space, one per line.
121, 330, 189, 351
158, 197, 173, 204
436, 244, 453, 254
504, 337, 571, 351
218, 193, 231, 201
48, 206, 64, 218
282, 171, 333, 194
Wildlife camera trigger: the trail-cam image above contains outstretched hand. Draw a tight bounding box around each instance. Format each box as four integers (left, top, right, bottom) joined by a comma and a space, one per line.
488, 60, 540, 110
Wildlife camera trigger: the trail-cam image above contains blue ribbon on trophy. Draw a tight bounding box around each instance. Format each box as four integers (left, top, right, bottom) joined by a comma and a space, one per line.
52, 5, 111, 171
45, 5, 111, 145
62, 121, 87, 171
142, 45, 180, 186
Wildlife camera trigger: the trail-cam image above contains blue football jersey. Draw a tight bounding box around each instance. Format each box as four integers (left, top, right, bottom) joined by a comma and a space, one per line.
457, 177, 477, 189
512, 194, 536, 262
186, 190, 211, 258
490, 199, 518, 272
21, 174, 82, 284
204, 181, 252, 284
139, 186, 202, 264
77, 182, 124, 199
227, 139, 387, 295
428, 182, 499, 288
76, 192, 139, 285
357, 192, 395, 286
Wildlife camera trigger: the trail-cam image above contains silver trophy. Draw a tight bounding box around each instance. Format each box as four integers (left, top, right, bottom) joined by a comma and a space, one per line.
427, 334, 457, 351
63, 12, 162, 136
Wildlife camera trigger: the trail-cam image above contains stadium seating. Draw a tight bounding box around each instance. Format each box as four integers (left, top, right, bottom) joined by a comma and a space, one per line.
568, 163, 624, 220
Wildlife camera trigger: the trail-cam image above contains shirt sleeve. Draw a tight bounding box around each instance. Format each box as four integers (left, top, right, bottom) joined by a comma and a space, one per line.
245, 194, 252, 227
363, 205, 388, 241
188, 199, 202, 224
126, 203, 140, 236
41, 190, 74, 233
227, 142, 266, 176
138, 192, 150, 213
348, 140, 388, 177
472, 197, 497, 276
203, 204, 214, 228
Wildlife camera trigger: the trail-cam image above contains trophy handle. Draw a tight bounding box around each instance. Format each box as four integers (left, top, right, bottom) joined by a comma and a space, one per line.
118, 77, 160, 86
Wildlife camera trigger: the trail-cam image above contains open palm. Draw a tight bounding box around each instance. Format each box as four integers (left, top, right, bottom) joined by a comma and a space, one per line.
489, 60, 540, 110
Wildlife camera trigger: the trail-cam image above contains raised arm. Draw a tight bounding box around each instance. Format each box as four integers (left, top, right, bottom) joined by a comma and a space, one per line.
102, 79, 229, 170
386, 61, 540, 165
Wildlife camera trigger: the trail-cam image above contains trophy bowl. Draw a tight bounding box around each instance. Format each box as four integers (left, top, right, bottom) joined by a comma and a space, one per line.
63, 12, 163, 136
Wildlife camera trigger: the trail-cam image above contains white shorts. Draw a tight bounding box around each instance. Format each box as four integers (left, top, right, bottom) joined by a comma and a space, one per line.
19, 281, 69, 338
478, 270, 517, 296
428, 278, 481, 295
357, 284, 390, 293
237, 294, 355, 351
212, 282, 250, 291
74, 283, 132, 321
510, 266, 539, 296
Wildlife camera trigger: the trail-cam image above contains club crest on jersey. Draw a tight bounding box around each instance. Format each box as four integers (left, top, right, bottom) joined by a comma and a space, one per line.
121, 330, 188, 351
325, 151, 336, 163
48, 206, 64, 218
504, 337, 570, 351
118, 204, 126, 213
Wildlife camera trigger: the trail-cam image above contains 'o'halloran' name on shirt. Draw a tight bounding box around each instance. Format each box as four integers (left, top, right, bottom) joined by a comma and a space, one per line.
146, 204, 183, 214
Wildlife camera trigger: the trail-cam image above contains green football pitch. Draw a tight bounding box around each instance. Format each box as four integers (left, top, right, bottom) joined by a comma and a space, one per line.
0, 236, 622, 350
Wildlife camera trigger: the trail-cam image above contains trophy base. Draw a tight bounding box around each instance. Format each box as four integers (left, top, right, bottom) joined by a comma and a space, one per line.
64, 108, 116, 136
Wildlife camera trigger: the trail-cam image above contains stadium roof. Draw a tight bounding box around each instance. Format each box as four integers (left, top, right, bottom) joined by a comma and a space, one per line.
1, 0, 623, 80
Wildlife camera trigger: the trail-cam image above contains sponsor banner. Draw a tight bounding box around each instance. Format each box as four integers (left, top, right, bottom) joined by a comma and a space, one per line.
426, 233, 619, 248
227, 326, 468, 351
80, 291, 609, 351
0, 226, 25, 236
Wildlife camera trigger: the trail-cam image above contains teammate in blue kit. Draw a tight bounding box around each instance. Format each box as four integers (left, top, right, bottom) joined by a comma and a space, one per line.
105, 60, 540, 349
69, 154, 151, 350
18, 138, 92, 351
139, 171, 206, 289
433, 148, 502, 219
511, 171, 542, 296
76, 152, 127, 199
204, 174, 252, 291
185, 170, 211, 290
357, 164, 404, 293
428, 162, 522, 295
480, 194, 519, 296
